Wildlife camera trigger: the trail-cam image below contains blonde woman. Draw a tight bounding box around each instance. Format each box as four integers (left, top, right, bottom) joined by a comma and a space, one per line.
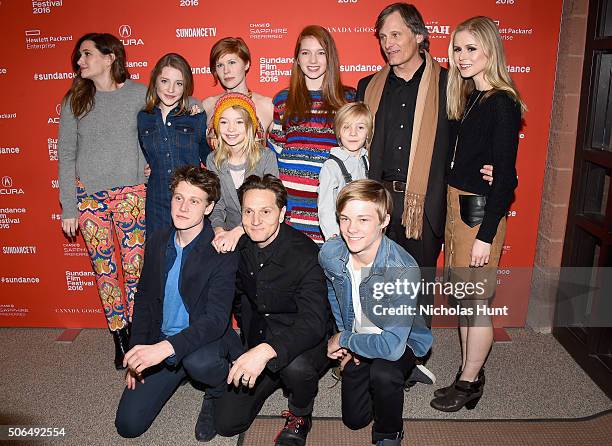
205, 93, 278, 253
430, 16, 526, 412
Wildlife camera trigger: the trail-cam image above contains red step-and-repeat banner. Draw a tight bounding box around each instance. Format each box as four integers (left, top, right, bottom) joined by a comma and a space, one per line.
0, 0, 562, 328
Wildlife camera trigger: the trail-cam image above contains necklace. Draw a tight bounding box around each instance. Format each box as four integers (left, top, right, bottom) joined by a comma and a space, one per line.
450, 90, 484, 170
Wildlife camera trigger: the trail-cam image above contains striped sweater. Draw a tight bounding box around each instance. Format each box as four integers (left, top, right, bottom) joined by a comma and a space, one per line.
268, 88, 355, 244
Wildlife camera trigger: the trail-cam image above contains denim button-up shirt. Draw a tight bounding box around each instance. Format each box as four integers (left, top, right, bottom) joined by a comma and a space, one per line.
319, 235, 433, 361
137, 106, 210, 234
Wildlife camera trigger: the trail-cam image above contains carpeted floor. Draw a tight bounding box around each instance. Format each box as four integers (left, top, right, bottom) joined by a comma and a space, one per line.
0, 327, 610, 446
241, 411, 612, 446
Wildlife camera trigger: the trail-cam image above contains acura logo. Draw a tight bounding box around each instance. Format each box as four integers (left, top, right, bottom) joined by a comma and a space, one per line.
56, 103, 61, 116
119, 25, 132, 38
2, 176, 12, 187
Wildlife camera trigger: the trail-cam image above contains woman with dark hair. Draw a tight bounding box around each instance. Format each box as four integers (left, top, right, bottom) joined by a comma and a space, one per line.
202, 37, 273, 133
430, 16, 525, 412
269, 25, 355, 244
138, 53, 210, 233
58, 33, 147, 369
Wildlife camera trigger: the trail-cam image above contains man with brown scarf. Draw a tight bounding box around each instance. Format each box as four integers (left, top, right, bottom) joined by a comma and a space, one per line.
357, 3, 494, 391
356, 3, 448, 390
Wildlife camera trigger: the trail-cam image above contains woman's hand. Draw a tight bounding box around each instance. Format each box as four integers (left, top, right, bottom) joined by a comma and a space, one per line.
61, 218, 78, 237
470, 239, 491, 267
144, 164, 151, 178
212, 226, 244, 253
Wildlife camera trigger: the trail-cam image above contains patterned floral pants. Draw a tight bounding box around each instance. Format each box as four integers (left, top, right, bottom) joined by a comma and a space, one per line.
77, 184, 146, 331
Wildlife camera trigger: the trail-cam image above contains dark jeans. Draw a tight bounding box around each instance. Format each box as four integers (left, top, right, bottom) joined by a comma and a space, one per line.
115, 338, 229, 438
341, 347, 417, 442
214, 338, 329, 437
386, 189, 443, 328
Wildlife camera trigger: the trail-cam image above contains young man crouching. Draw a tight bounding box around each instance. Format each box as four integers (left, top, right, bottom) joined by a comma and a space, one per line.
319, 179, 433, 446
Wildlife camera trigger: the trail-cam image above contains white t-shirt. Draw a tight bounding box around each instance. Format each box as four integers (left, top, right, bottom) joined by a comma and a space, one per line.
348, 256, 382, 335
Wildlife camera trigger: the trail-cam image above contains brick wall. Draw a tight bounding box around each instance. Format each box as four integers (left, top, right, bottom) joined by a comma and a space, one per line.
527, 0, 589, 332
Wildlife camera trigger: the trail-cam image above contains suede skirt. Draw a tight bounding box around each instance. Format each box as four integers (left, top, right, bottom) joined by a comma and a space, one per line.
444, 185, 506, 302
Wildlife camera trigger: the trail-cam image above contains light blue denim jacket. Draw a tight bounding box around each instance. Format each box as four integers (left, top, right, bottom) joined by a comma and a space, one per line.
319, 235, 433, 361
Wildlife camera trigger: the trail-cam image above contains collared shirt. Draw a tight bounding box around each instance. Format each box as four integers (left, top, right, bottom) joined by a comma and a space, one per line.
382, 61, 426, 181
242, 229, 283, 348
161, 237, 189, 337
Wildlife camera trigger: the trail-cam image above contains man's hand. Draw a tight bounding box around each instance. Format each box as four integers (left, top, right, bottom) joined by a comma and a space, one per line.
144, 164, 151, 178
481, 164, 493, 185
227, 343, 277, 389
327, 333, 344, 359
125, 368, 144, 390
123, 341, 175, 374
339, 352, 360, 371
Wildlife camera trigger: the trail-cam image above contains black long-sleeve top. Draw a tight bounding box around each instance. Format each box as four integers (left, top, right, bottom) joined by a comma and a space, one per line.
447, 90, 522, 243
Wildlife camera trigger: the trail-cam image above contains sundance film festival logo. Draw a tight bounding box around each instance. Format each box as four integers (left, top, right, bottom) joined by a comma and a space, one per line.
119, 25, 144, 46
2, 245, 37, 254
0, 207, 26, 230
48, 138, 58, 161
32, 0, 63, 15
24, 29, 72, 50
0, 176, 25, 195
65, 270, 95, 291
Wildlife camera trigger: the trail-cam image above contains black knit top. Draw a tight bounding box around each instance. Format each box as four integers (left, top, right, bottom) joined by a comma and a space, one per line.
447, 89, 522, 244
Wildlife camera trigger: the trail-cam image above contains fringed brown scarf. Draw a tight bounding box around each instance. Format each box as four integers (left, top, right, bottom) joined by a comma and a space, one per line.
364, 52, 440, 240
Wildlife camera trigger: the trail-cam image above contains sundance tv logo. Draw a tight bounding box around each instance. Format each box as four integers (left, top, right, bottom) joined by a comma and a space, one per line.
118, 25, 144, 46
0, 176, 25, 195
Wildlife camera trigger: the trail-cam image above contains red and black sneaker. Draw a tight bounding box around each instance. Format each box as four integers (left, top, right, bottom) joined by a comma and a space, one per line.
273, 410, 312, 446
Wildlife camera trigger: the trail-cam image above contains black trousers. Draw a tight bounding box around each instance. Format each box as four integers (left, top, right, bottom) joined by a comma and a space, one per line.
214, 338, 329, 437
115, 338, 229, 438
341, 347, 417, 442
386, 189, 443, 328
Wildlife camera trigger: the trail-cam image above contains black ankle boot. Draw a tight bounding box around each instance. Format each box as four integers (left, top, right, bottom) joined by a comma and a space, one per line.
430, 376, 484, 412
433, 367, 485, 398
112, 327, 130, 370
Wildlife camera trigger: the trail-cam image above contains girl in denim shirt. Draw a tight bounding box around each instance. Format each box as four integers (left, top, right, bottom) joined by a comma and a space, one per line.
138, 53, 210, 234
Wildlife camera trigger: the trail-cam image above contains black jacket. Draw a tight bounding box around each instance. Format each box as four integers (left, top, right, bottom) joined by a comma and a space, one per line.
235, 223, 331, 372
357, 67, 452, 238
130, 221, 239, 363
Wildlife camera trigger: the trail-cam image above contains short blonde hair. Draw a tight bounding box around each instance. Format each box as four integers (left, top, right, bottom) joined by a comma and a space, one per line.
336, 179, 393, 224
333, 102, 374, 146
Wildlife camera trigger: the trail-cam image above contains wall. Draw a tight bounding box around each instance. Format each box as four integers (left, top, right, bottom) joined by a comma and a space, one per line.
0, 0, 563, 328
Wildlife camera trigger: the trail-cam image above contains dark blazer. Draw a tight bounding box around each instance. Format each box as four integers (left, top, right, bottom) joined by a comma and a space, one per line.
234, 223, 331, 373
357, 66, 451, 238
130, 220, 239, 363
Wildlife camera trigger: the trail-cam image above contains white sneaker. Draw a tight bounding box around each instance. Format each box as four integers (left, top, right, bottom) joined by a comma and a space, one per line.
406, 364, 436, 386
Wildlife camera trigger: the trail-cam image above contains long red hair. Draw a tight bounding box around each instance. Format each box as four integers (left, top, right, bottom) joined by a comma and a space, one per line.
284, 25, 351, 126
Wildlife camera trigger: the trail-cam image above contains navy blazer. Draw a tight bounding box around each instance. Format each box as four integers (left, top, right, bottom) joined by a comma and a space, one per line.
130, 220, 239, 363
